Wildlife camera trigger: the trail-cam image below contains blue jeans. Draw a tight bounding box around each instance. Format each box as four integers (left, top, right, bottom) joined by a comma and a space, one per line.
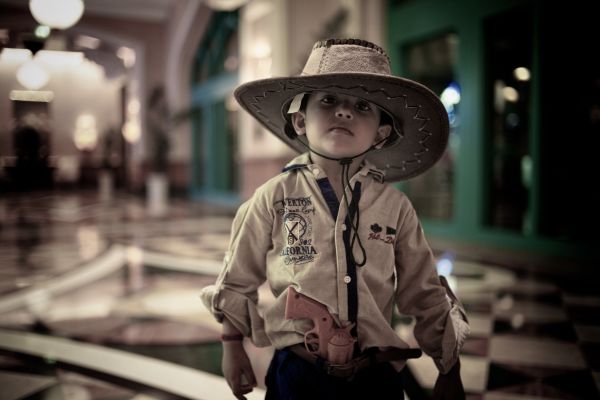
265, 348, 405, 400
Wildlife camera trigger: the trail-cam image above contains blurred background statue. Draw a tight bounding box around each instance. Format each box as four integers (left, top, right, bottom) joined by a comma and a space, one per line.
147, 86, 170, 173
12, 113, 52, 191
145, 86, 171, 216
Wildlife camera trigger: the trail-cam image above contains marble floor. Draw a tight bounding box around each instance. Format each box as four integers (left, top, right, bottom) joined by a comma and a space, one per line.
0, 190, 598, 400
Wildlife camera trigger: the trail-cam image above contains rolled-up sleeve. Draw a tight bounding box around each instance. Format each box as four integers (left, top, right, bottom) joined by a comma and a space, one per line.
199, 190, 273, 347
393, 203, 470, 374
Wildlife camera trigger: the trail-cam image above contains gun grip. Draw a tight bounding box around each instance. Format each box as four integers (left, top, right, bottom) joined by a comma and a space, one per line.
284, 286, 300, 320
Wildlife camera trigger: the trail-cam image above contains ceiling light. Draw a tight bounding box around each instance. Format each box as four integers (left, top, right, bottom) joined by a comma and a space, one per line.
204, 0, 249, 11
74, 114, 98, 151
34, 25, 51, 39
29, 0, 84, 30
10, 90, 54, 102
0, 48, 32, 63
36, 50, 84, 66
513, 67, 531, 82
117, 46, 136, 68
502, 86, 519, 102
16, 59, 50, 90
75, 35, 101, 50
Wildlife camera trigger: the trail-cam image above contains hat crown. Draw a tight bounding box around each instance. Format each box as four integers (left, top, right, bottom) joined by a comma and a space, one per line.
301, 39, 391, 76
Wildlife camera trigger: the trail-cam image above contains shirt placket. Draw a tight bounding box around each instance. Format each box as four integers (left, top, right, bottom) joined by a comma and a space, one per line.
308, 165, 366, 324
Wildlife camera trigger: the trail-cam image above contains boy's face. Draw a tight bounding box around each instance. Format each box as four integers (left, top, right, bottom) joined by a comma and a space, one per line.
292, 91, 391, 159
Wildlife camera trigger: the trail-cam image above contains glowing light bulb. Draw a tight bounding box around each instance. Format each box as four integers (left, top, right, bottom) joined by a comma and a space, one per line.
29, 0, 84, 29
16, 59, 49, 90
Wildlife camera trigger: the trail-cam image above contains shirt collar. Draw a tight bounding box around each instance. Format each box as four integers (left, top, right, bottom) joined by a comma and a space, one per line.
282, 152, 386, 182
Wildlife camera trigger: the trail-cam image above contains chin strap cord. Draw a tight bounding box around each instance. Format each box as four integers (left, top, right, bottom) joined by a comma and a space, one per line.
339, 158, 367, 267
294, 135, 388, 268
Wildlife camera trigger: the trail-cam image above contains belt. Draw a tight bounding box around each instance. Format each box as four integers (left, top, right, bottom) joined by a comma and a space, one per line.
289, 345, 422, 380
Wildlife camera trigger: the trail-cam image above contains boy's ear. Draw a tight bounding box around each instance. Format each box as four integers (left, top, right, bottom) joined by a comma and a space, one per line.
374, 124, 392, 149
291, 111, 307, 135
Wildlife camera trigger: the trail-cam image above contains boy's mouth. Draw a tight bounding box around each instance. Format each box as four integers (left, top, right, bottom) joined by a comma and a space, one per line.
329, 126, 354, 136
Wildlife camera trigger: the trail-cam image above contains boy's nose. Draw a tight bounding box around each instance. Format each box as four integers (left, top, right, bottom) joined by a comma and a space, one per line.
335, 104, 353, 120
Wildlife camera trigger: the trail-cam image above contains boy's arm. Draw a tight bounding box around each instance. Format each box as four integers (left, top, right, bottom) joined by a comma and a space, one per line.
393, 205, 470, 374
221, 318, 257, 400
200, 193, 273, 346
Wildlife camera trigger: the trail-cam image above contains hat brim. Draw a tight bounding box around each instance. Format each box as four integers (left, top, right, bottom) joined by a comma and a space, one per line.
234, 72, 449, 182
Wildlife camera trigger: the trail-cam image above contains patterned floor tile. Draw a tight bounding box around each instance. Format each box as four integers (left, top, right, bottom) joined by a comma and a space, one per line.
493, 298, 568, 324
488, 382, 582, 400
0, 371, 57, 400
580, 342, 600, 370
462, 337, 490, 357
54, 370, 138, 400
493, 320, 578, 342
488, 363, 597, 399
485, 362, 599, 398
497, 279, 560, 296
489, 335, 586, 369
593, 371, 600, 395
573, 324, 600, 343
541, 369, 600, 399
100, 319, 221, 345
43, 316, 131, 338
562, 294, 600, 307
486, 363, 534, 391
484, 392, 567, 400
565, 305, 600, 326
467, 312, 494, 337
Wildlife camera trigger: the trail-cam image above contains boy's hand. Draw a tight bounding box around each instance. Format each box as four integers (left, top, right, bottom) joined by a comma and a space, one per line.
222, 340, 257, 400
432, 359, 465, 400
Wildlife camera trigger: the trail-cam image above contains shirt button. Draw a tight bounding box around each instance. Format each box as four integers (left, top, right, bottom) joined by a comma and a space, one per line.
343, 275, 352, 284
341, 224, 347, 231
312, 168, 320, 176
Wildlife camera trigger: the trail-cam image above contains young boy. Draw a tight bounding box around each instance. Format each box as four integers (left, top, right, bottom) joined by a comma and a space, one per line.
201, 38, 469, 400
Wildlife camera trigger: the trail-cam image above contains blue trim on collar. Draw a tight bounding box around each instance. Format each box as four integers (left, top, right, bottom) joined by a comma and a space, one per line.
316, 177, 339, 219
281, 164, 307, 173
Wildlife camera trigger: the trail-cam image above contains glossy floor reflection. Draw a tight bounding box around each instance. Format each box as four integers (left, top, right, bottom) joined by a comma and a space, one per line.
0, 191, 598, 400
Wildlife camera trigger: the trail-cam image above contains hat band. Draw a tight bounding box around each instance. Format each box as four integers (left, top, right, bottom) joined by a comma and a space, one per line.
301, 45, 391, 76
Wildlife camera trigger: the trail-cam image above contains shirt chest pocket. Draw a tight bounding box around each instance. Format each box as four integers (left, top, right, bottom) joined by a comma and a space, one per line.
359, 216, 397, 286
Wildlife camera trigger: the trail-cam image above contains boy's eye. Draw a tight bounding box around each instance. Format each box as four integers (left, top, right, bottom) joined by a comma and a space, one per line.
321, 95, 336, 104
355, 101, 371, 112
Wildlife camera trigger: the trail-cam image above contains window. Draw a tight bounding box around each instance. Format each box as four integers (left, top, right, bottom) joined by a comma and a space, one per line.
402, 33, 459, 221
484, 7, 532, 232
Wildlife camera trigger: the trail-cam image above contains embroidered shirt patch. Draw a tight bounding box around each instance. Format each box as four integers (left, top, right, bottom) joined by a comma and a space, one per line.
368, 223, 396, 244
274, 196, 318, 265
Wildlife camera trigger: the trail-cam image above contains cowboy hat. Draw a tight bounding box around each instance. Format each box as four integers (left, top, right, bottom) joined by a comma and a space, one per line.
234, 38, 449, 182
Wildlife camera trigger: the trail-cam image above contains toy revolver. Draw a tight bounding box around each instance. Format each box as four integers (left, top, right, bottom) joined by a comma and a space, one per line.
285, 286, 356, 364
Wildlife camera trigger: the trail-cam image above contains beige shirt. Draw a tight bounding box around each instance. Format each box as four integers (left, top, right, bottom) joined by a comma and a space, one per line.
200, 153, 469, 373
